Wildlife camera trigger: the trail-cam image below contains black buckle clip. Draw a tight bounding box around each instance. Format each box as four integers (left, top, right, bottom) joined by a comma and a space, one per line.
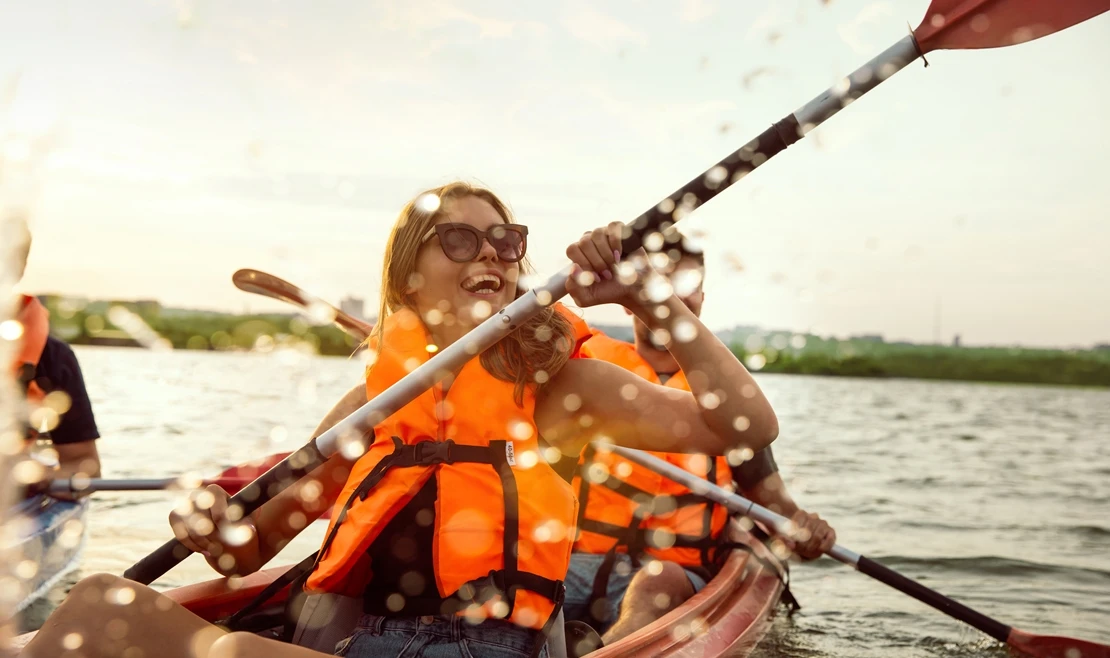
413, 440, 455, 465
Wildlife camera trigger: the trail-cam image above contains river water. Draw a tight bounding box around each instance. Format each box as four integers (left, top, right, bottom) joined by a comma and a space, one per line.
20, 347, 1110, 655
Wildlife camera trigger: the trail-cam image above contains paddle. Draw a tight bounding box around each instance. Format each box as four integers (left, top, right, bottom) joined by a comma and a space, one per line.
45, 476, 257, 497
45, 454, 297, 498
231, 269, 375, 339
124, 0, 1109, 588
233, 272, 373, 342
607, 446, 1110, 658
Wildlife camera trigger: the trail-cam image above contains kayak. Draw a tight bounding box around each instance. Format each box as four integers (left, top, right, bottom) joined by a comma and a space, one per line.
3, 494, 90, 615
165, 524, 786, 657
10, 521, 784, 657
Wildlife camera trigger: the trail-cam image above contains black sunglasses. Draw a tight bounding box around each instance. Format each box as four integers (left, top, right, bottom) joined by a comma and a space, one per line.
421, 223, 529, 263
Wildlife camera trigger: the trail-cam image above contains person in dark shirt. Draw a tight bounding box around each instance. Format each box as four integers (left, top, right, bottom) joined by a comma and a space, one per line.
10, 222, 102, 498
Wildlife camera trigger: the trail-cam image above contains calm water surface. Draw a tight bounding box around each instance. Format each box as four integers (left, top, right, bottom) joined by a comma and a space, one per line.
27, 347, 1110, 655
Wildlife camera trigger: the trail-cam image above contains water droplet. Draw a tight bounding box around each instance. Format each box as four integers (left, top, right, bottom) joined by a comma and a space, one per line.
107, 585, 137, 605
62, 632, 84, 650
699, 391, 720, 410
15, 560, 38, 580
614, 384, 637, 402
673, 320, 698, 343
417, 193, 441, 213
575, 270, 597, 287
563, 394, 582, 412
0, 320, 24, 341
705, 166, 727, 185
386, 593, 406, 612
585, 462, 610, 484
508, 420, 534, 440
470, 300, 492, 321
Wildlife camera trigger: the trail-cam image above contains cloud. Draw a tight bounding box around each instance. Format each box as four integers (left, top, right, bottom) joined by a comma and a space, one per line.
836, 2, 893, 54
680, 0, 718, 23
378, 2, 546, 41
561, 4, 648, 50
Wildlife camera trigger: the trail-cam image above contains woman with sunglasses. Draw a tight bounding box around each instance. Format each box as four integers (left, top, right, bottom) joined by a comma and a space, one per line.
22, 181, 778, 658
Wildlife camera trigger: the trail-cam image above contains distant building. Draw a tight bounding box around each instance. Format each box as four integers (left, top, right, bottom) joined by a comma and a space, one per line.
952, 334, 962, 347
340, 296, 366, 321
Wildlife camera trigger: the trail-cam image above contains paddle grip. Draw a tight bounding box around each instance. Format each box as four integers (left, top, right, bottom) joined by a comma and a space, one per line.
619, 115, 801, 256
857, 556, 1011, 642
123, 441, 329, 585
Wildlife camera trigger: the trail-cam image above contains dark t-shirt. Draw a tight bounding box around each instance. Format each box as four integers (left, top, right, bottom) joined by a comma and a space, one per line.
363, 478, 442, 615
30, 336, 100, 445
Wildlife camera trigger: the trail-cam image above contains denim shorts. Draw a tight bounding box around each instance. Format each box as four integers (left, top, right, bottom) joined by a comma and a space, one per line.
561, 553, 708, 633
334, 613, 547, 658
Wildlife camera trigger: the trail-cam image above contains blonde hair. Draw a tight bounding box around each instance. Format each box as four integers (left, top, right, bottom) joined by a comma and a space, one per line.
373, 181, 575, 404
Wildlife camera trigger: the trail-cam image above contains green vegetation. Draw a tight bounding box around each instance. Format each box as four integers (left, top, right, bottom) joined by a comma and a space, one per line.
38, 297, 1110, 388
41, 297, 362, 357
728, 333, 1110, 388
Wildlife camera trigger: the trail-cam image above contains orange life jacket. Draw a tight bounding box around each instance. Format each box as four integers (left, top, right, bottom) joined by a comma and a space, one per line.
13, 296, 49, 438
573, 331, 732, 568
307, 305, 586, 632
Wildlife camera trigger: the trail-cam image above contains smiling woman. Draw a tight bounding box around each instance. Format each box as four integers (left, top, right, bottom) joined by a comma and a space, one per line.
373, 181, 576, 405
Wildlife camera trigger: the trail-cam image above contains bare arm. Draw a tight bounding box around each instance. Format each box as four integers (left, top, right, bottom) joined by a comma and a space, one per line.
249, 383, 367, 568
552, 223, 778, 458
538, 344, 775, 458
170, 383, 367, 576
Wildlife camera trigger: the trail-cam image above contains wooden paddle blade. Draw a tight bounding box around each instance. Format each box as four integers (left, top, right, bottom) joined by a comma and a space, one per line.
1008, 628, 1110, 658
232, 268, 375, 339
914, 0, 1110, 53
231, 269, 311, 307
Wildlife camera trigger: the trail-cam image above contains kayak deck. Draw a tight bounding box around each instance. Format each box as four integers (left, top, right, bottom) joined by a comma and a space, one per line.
164, 526, 786, 657
12, 526, 786, 657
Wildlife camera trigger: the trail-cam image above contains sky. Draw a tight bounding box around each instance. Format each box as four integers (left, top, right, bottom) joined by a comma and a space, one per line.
2, 0, 1108, 348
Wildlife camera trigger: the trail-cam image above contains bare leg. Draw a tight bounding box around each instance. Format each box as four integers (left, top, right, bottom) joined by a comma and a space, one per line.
208, 633, 330, 658
22, 573, 225, 658
601, 562, 694, 644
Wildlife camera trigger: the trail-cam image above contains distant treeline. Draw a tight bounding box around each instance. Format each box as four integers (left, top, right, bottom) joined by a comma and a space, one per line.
729, 339, 1110, 388
46, 301, 362, 357
42, 299, 1110, 388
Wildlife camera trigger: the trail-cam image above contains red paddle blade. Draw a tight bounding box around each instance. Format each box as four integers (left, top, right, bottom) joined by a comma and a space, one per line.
1008, 628, 1110, 658
215, 452, 291, 491
914, 0, 1110, 53
214, 452, 334, 520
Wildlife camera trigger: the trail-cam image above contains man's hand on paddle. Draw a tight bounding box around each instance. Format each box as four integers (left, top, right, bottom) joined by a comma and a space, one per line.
786, 509, 836, 561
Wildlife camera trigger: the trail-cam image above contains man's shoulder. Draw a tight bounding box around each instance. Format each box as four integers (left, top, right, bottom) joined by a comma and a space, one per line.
38, 335, 79, 370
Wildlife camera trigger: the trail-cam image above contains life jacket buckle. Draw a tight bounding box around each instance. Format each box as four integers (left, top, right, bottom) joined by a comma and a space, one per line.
413, 440, 454, 465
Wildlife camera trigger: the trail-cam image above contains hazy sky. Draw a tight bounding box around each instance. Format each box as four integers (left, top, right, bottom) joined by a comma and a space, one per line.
3, 0, 1108, 347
